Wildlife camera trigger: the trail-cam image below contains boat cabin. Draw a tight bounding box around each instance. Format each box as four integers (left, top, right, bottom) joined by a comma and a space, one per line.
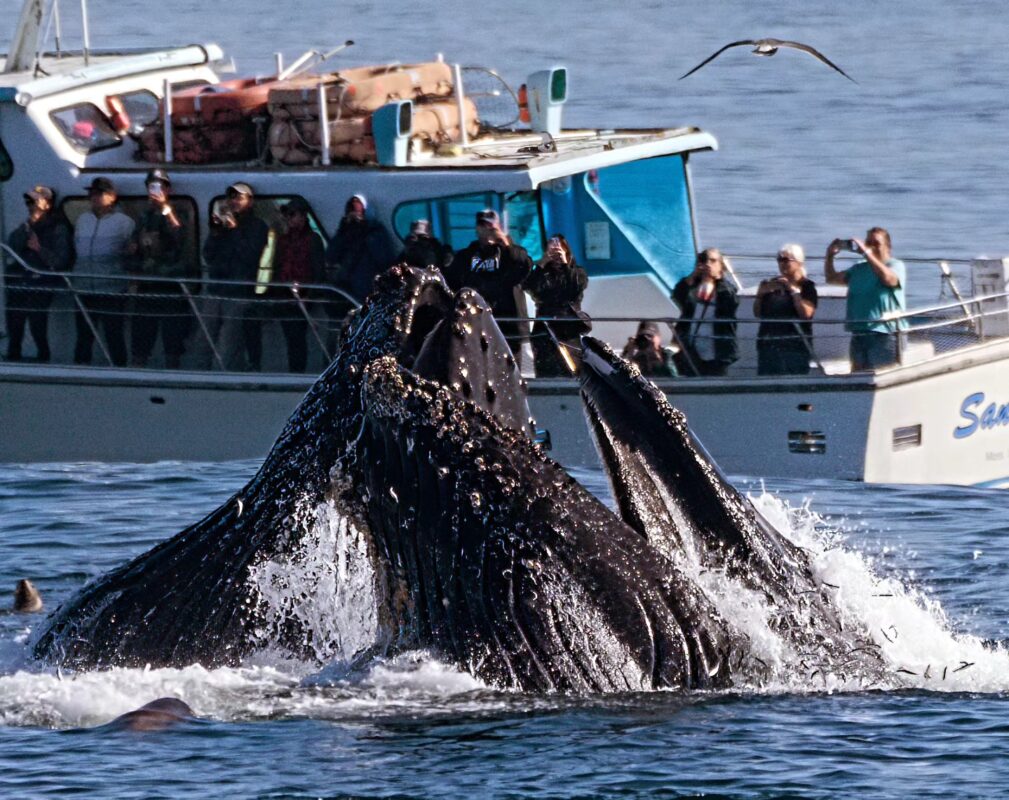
4, 4, 1009, 487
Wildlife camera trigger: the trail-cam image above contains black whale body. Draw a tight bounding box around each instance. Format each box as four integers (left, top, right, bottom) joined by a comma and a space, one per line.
33, 266, 883, 690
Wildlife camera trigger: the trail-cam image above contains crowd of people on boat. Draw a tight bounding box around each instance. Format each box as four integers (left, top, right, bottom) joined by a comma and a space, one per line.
2, 171, 906, 378
624, 229, 906, 378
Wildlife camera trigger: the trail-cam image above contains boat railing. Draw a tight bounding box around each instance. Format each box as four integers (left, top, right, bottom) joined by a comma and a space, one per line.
4, 244, 1009, 378
501, 290, 1009, 378
0, 243, 359, 371
722, 251, 976, 302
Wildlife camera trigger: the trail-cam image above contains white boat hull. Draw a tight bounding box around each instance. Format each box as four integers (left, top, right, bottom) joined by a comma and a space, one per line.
5, 338, 1009, 486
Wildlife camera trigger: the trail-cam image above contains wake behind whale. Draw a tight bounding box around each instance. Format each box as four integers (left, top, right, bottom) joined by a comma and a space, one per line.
31, 265, 973, 692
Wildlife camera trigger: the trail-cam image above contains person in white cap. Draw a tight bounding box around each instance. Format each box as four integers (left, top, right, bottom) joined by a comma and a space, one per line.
5, 185, 74, 362
325, 194, 394, 303
398, 219, 452, 271
202, 181, 269, 370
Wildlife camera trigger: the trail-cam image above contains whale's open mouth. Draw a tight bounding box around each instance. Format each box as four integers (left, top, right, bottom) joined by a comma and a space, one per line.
33, 269, 883, 692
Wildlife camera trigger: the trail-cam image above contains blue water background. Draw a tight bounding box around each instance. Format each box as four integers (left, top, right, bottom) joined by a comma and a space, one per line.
4, 463, 1009, 798
5, 0, 1009, 796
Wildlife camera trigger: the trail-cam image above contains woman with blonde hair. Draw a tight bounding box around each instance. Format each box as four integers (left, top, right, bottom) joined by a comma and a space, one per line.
753, 243, 818, 375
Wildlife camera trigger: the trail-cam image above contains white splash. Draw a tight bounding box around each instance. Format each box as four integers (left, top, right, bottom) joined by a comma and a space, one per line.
737, 491, 1009, 693
247, 498, 385, 665
0, 655, 489, 729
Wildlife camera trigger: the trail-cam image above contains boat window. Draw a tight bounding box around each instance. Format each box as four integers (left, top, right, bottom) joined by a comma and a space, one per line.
580, 155, 695, 287
504, 191, 543, 261
114, 90, 160, 133
49, 103, 122, 154
61, 194, 201, 277
0, 137, 11, 181
207, 194, 327, 239
394, 191, 500, 252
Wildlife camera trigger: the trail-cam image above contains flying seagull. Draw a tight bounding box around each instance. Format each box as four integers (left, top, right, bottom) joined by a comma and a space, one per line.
679, 38, 857, 83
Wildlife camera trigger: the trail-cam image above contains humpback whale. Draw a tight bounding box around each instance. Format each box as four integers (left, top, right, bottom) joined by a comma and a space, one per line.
33, 266, 883, 691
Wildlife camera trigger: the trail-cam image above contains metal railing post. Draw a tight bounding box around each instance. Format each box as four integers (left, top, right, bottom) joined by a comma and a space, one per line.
668, 326, 698, 377
63, 276, 113, 366
291, 285, 332, 362
318, 81, 331, 166
162, 78, 173, 163
792, 320, 825, 375
180, 282, 225, 371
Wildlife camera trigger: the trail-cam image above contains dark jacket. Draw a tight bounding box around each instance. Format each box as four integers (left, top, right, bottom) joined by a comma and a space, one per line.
525, 257, 589, 342
274, 227, 326, 290
755, 277, 818, 343
6, 211, 74, 288
132, 205, 189, 284
326, 218, 394, 303
525, 258, 588, 316
202, 211, 269, 298
398, 234, 452, 272
444, 240, 533, 322
672, 276, 739, 372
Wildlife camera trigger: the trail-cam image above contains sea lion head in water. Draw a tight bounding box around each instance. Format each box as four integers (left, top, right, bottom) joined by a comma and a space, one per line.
108, 698, 196, 732
14, 580, 42, 613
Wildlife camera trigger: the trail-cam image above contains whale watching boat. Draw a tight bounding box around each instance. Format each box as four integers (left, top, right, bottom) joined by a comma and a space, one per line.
3, 0, 1009, 486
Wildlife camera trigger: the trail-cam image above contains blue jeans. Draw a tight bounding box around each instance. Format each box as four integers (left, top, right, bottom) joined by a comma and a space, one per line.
850, 331, 896, 371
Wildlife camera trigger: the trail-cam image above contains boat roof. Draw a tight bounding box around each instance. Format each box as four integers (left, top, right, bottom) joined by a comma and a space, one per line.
0, 43, 718, 179
393, 126, 717, 179
0, 45, 224, 97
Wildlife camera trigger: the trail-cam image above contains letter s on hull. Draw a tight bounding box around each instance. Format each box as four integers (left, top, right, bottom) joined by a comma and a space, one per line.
954, 392, 985, 439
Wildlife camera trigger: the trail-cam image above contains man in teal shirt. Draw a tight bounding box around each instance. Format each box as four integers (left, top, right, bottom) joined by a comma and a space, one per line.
824, 227, 906, 371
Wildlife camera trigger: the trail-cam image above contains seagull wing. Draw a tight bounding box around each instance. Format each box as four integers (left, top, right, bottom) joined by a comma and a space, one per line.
777, 40, 858, 83
678, 40, 757, 80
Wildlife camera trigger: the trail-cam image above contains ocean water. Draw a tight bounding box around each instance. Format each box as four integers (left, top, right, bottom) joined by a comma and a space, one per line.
5, 1, 1009, 797
3, 462, 1009, 798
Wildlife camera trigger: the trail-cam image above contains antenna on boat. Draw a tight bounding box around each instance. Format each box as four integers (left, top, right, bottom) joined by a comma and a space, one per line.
278, 40, 354, 81
4, 0, 44, 73
51, 0, 62, 56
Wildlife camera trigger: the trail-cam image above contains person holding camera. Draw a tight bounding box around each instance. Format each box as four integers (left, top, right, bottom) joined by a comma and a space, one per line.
398, 219, 452, 272
202, 181, 269, 370
622, 321, 677, 378
129, 169, 190, 368
824, 227, 906, 371
671, 248, 739, 376
5, 185, 74, 362
524, 234, 589, 377
325, 194, 395, 304
753, 243, 818, 376
444, 209, 533, 367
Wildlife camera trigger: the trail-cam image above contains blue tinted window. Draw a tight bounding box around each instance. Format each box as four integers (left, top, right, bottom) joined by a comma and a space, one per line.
536, 155, 696, 289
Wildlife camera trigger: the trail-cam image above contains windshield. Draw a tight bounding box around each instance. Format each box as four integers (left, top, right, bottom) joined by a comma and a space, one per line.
537, 154, 696, 288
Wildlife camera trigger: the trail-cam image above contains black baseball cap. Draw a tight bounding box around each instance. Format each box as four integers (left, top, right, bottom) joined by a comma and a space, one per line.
145, 168, 172, 186
86, 177, 116, 194
476, 209, 500, 226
